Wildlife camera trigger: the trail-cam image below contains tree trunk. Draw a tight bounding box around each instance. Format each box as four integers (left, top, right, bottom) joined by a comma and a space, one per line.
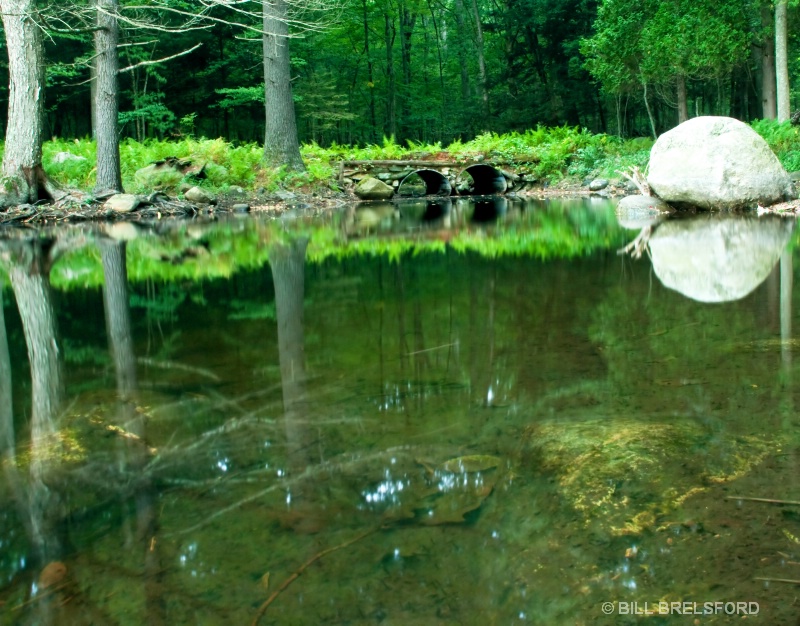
776, 0, 790, 122
676, 74, 689, 123
426, 0, 446, 139
94, 0, 122, 192
399, 4, 417, 139
761, 3, 777, 119
362, 0, 377, 141
262, 0, 305, 171
469, 0, 489, 117
0, 0, 46, 205
642, 78, 657, 139
384, 12, 397, 138
453, 0, 470, 105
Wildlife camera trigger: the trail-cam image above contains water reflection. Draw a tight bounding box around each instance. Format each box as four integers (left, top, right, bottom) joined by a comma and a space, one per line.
0, 203, 799, 623
647, 216, 794, 302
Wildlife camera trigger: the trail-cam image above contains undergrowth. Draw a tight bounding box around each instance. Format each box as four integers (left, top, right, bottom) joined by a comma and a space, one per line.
15, 120, 800, 197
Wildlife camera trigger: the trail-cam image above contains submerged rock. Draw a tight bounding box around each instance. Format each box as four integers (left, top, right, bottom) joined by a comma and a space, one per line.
354, 176, 395, 200
648, 116, 794, 210
615, 194, 673, 230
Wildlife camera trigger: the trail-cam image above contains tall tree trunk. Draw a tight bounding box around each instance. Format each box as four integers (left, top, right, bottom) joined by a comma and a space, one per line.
426, 0, 447, 139
94, 0, 122, 192
384, 12, 397, 138
469, 0, 489, 117
453, 0, 470, 105
776, 0, 790, 122
676, 74, 689, 123
263, 0, 305, 171
0, 0, 46, 205
642, 77, 657, 139
399, 4, 417, 139
761, 3, 777, 119
362, 0, 377, 141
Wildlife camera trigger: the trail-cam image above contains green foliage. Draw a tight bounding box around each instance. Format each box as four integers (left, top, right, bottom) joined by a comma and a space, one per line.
214, 86, 265, 109
43, 139, 96, 189
752, 119, 800, 172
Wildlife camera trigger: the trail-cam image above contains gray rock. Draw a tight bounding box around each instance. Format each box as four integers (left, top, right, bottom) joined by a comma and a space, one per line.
105, 193, 140, 213
648, 116, 794, 210
589, 178, 609, 191
232, 203, 250, 213
275, 190, 296, 201
52, 152, 87, 165
354, 176, 395, 200
616, 195, 673, 230
228, 185, 246, 196
184, 186, 214, 204
649, 216, 793, 302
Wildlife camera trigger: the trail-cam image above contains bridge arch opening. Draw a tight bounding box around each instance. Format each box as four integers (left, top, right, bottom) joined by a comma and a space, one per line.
457, 165, 507, 195
397, 169, 452, 197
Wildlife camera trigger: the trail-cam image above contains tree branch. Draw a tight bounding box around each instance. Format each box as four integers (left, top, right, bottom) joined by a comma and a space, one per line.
119, 42, 204, 73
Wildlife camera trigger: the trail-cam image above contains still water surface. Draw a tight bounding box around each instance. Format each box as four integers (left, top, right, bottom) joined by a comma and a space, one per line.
1, 197, 799, 624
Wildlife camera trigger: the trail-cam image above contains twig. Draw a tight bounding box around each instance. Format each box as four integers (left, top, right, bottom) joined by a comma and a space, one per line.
251, 526, 382, 626
725, 496, 800, 506
616, 166, 651, 196
11, 581, 71, 611
119, 43, 204, 73
754, 577, 800, 584
617, 225, 653, 259
404, 342, 457, 356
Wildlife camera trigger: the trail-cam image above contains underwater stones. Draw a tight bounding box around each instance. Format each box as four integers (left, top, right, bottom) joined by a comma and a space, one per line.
615, 195, 673, 230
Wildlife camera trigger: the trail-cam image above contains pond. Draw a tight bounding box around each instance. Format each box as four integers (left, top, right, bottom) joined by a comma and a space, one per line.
0, 196, 799, 624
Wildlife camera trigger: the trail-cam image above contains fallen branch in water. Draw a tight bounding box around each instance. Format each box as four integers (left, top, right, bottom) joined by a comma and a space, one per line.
251, 526, 383, 626
725, 496, 800, 506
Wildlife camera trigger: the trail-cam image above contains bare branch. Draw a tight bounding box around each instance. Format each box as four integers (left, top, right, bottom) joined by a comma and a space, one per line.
119, 42, 203, 73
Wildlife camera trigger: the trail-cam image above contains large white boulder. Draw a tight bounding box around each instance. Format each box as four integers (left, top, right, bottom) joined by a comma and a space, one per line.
647, 116, 794, 210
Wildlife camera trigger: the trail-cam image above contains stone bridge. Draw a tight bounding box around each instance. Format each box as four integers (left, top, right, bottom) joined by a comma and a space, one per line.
338, 160, 540, 198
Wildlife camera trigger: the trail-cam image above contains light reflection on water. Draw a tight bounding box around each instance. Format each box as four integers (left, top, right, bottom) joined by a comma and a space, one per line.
0, 197, 799, 624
